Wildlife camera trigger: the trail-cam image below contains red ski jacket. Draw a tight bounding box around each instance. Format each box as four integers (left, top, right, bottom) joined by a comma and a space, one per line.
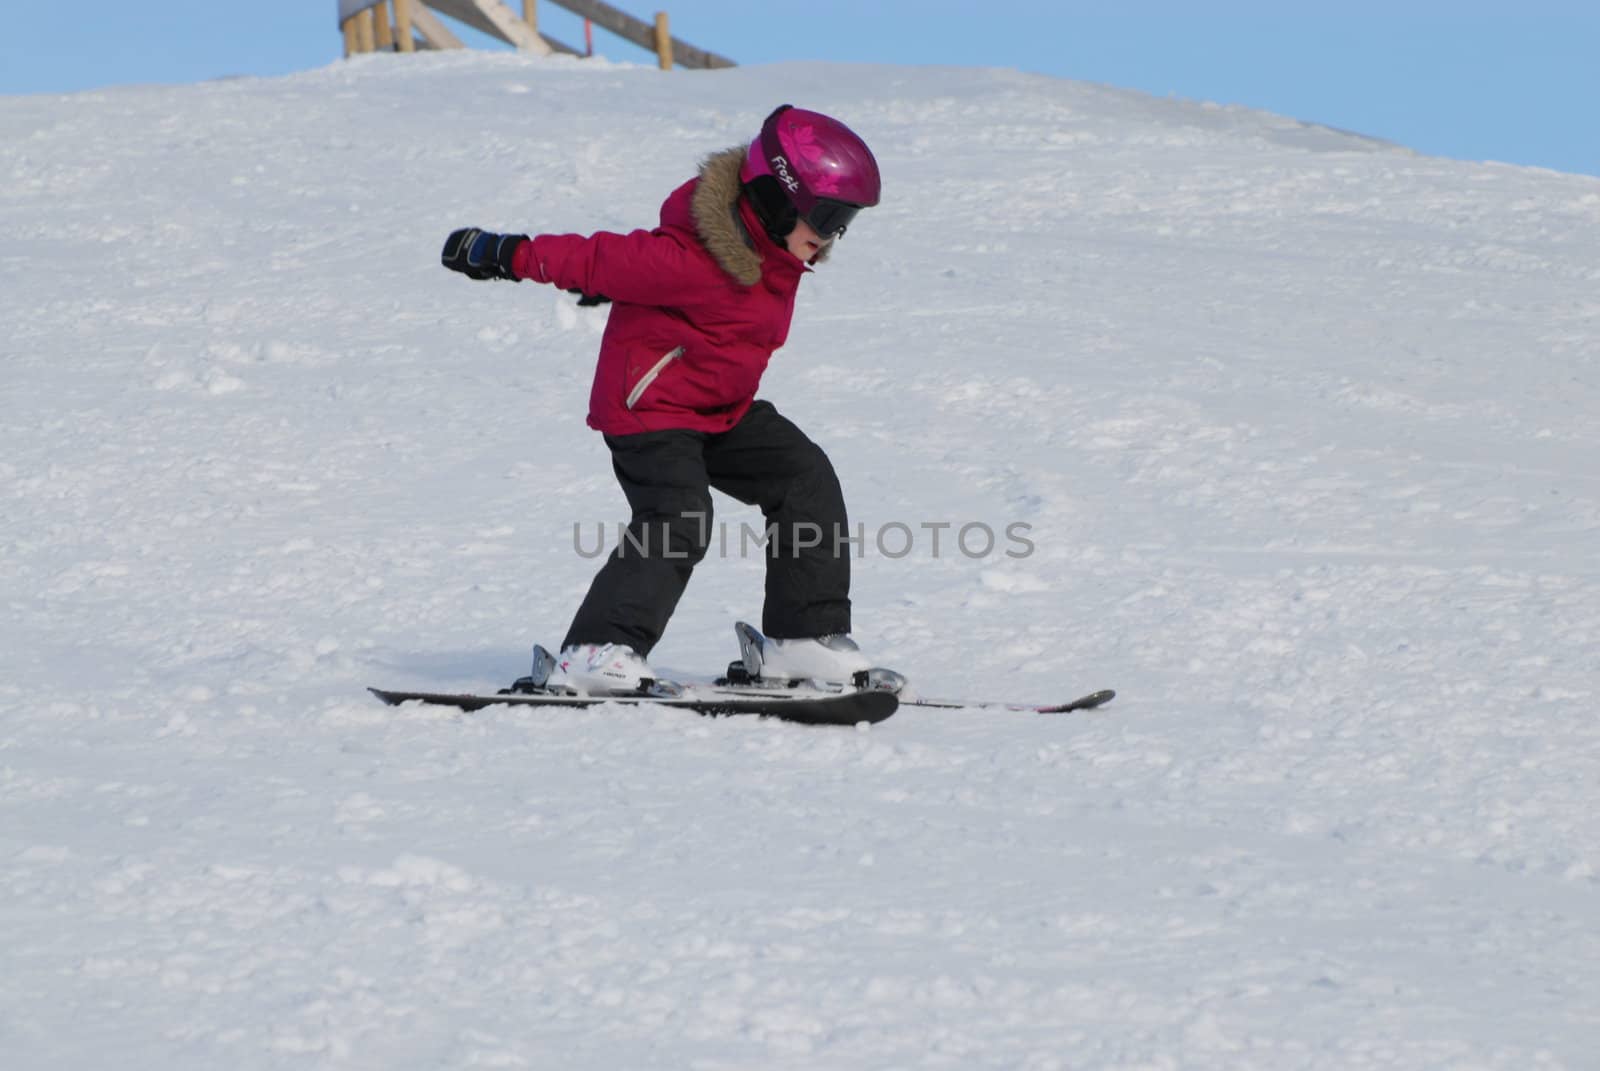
511, 147, 814, 435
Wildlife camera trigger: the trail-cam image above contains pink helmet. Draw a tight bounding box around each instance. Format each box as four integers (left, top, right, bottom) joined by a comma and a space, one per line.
740, 104, 881, 239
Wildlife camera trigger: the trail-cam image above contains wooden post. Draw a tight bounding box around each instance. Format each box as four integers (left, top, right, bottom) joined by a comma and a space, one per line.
524, 0, 537, 33
375, 1, 396, 50
342, 17, 358, 58
654, 11, 671, 70
408, 2, 467, 49
355, 7, 376, 52
551, 0, 733, 69
395, 0, 415, 52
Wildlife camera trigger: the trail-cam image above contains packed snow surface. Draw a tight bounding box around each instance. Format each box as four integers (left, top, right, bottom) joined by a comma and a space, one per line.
3, 51, 1599, 1069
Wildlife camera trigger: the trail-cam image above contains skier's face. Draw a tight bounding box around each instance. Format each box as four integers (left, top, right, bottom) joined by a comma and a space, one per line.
785, 218, 828, 262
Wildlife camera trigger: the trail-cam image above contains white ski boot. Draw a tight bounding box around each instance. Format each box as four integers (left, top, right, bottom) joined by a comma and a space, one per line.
541, 642, 654, 696
734, 622, 910, 695
758, 634, 872, 683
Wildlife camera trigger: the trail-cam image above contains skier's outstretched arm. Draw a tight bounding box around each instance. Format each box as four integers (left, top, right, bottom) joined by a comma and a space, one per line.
441, 226, 709, 306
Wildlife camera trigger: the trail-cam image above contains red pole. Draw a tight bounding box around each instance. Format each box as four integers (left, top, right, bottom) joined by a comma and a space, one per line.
584, 18, 594, 57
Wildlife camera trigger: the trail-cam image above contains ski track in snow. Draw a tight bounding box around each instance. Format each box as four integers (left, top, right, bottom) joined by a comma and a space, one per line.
3, 53, 1599, 1069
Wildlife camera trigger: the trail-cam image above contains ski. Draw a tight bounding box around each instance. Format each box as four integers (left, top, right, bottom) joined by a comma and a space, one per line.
699, 677, 1116, 715
900, 688, 1116, 714
370, 617, 1114, 726
367, 685, 897, 726
726, 621, 1115, 715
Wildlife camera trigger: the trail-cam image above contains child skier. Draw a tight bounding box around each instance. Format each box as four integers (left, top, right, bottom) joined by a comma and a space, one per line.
441, 105, 883, 695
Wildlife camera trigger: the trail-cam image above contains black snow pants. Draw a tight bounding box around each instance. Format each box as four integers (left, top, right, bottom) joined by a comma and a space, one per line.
563, 401, 852, 656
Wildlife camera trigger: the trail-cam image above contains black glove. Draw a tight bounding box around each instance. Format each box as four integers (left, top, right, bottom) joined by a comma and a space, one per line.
567, 288, 612, 307
441, 227, 527, 281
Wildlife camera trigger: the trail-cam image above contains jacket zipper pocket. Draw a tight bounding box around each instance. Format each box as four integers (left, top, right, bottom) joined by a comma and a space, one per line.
625, 346, 684, 410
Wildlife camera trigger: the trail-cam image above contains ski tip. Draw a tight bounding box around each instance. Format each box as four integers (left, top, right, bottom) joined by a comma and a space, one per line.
851, 689, 900, 723
1038, 689, 1116, 714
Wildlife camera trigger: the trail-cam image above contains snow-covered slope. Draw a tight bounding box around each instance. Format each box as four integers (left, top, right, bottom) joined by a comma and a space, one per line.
3, 52, 1598, 1069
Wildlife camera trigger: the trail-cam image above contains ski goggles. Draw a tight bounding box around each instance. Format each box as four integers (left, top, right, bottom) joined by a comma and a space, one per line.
804, 199, 862, 240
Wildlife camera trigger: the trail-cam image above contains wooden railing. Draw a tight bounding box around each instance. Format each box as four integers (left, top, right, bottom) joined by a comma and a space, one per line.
338, 0, 735, 70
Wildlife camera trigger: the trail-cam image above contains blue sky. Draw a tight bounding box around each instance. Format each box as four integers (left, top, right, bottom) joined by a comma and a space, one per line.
4, 2, 1596, 177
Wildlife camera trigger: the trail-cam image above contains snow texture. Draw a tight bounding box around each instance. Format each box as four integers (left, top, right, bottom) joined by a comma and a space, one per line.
3, 51, 1599, 1070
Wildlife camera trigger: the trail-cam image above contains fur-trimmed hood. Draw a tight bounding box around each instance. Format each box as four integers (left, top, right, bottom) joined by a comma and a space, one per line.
689, 146, 827, 286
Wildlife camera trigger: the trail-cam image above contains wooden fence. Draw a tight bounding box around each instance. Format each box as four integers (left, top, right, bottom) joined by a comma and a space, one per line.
338, 0, 735, 70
